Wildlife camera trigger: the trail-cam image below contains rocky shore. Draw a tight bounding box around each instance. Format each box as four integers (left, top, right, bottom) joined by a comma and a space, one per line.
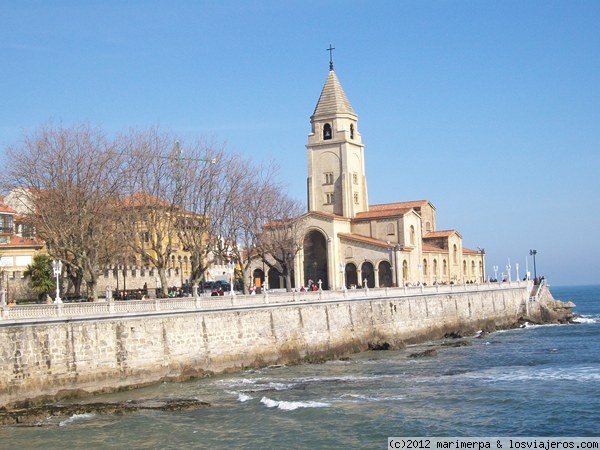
0, 398, 210, 427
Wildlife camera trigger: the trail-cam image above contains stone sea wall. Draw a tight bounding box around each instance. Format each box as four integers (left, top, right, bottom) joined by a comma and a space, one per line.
0, 283, 544, 408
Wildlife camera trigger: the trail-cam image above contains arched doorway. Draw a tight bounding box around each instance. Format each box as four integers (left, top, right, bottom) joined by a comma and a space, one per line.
361, 261, 375, 288
378, 261, 392, 287
303, 230, 329, 289
345, 263, 358, 288
252, 268, 264, 288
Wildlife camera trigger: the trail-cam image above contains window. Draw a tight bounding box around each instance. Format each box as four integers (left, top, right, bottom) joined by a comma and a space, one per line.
0, 214, 13, 233
353, 192, 359, 204
423, 259, 428, 276
323, 123, 332, 140
324, 172, 334, 185
386, 223, 395, 235
325, 192, 334, 205
352, 172, 358, 184
410, 225, 415, 246
453, 244, 458, 263
345, 247, 353, 258
350, 123, 355, 139
443, 259, 447, 275
425, 221, 431, 232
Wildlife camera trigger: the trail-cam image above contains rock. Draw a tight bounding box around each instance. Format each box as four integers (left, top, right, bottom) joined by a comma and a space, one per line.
0, 398, 210, 427
442, 340, 472, 347
408, 348, 438, 358
368, 342, 391, 351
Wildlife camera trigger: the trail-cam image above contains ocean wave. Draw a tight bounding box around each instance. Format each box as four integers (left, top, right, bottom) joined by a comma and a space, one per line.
216, 378, 294, 392
225, 390, 254, 402
218, 374, 390, 393
461, 365, 600, 383
338, 393, 405, 402
572, 315, 600, 324
58, 413, 95, 427
260, 397, 330, 411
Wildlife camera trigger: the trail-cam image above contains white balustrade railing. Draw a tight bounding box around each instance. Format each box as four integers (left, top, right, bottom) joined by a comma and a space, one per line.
0, 280, 531, 324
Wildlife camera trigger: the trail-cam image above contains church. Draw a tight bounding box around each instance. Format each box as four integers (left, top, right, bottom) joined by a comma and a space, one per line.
256, 60, 486, 291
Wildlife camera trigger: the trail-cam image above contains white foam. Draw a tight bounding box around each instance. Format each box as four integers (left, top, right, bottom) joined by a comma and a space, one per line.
339, 393, 405, 402
238, 392, 253, 402
461, 365, 600, 383
58, 413, 95, 427
573, 315, 600, 324
260, 396, 330, 411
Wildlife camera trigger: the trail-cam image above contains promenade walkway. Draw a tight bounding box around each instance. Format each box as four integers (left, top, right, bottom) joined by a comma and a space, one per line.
0, 281, 534, 325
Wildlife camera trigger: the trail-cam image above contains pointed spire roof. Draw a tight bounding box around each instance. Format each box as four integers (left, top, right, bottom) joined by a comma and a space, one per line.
312, 69, 356, 118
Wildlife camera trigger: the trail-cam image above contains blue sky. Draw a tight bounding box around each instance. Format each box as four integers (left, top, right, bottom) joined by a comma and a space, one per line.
1, 1, 599, 287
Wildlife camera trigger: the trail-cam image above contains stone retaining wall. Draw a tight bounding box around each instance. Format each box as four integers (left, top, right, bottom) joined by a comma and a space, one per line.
0, 284, 540, 408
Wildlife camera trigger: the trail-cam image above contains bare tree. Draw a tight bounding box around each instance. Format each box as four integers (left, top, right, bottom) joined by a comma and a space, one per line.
169, 138, 226, 288
2, 123, 125, 301
117, 128, 183, 297
258, 194, 306, 292
219, 160, 283, 294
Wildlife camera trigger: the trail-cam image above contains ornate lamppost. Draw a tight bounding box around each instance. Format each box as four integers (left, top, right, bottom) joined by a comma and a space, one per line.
52, 259, 63, 304
529, 249, 538, 281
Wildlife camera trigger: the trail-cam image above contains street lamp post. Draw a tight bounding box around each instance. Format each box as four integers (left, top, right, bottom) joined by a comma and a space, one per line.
529, 249, 538, 281
228, 260, 235, 296
493, 265, 499, 281
52, 259, 63, 304
340, 263, 346, 291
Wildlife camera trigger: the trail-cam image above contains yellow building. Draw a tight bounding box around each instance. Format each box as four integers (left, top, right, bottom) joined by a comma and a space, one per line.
0, 199, 44, 301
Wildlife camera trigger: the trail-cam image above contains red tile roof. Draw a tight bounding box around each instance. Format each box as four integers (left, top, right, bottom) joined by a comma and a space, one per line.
368, 200, 431, 211
0, 200, 17, 214
423, 230, 460, 239
354, 207, 411, 220
338, 233, 393, 248
0, 236, 43, 247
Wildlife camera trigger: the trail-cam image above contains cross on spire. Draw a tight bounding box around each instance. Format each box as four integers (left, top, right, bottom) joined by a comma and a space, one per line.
326, 44, 335, 71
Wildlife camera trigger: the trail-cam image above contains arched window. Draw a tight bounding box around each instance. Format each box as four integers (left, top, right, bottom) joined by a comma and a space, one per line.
453, 244, 458, 263
410, 225, 416, 246
463, 260, 467, 275
423, 259, 428, 276
471, 261, 476, 277
323, 123, 332, 140
443, 259, 447, 275
350, 123, 355, 139
402, 260, 409, 281
425, 221, 432, 232
433, 259, 438, 277
387, 223, 395, 235
345, 246, 353, 258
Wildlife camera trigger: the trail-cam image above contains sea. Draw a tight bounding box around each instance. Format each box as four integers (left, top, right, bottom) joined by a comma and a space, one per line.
3, 285, 599, 449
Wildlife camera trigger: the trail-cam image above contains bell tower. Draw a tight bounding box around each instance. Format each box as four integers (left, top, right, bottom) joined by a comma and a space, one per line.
306, 57, 368, 218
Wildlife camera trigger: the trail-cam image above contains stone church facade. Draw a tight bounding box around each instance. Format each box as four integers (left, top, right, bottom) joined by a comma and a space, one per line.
257, 65, 486, 290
